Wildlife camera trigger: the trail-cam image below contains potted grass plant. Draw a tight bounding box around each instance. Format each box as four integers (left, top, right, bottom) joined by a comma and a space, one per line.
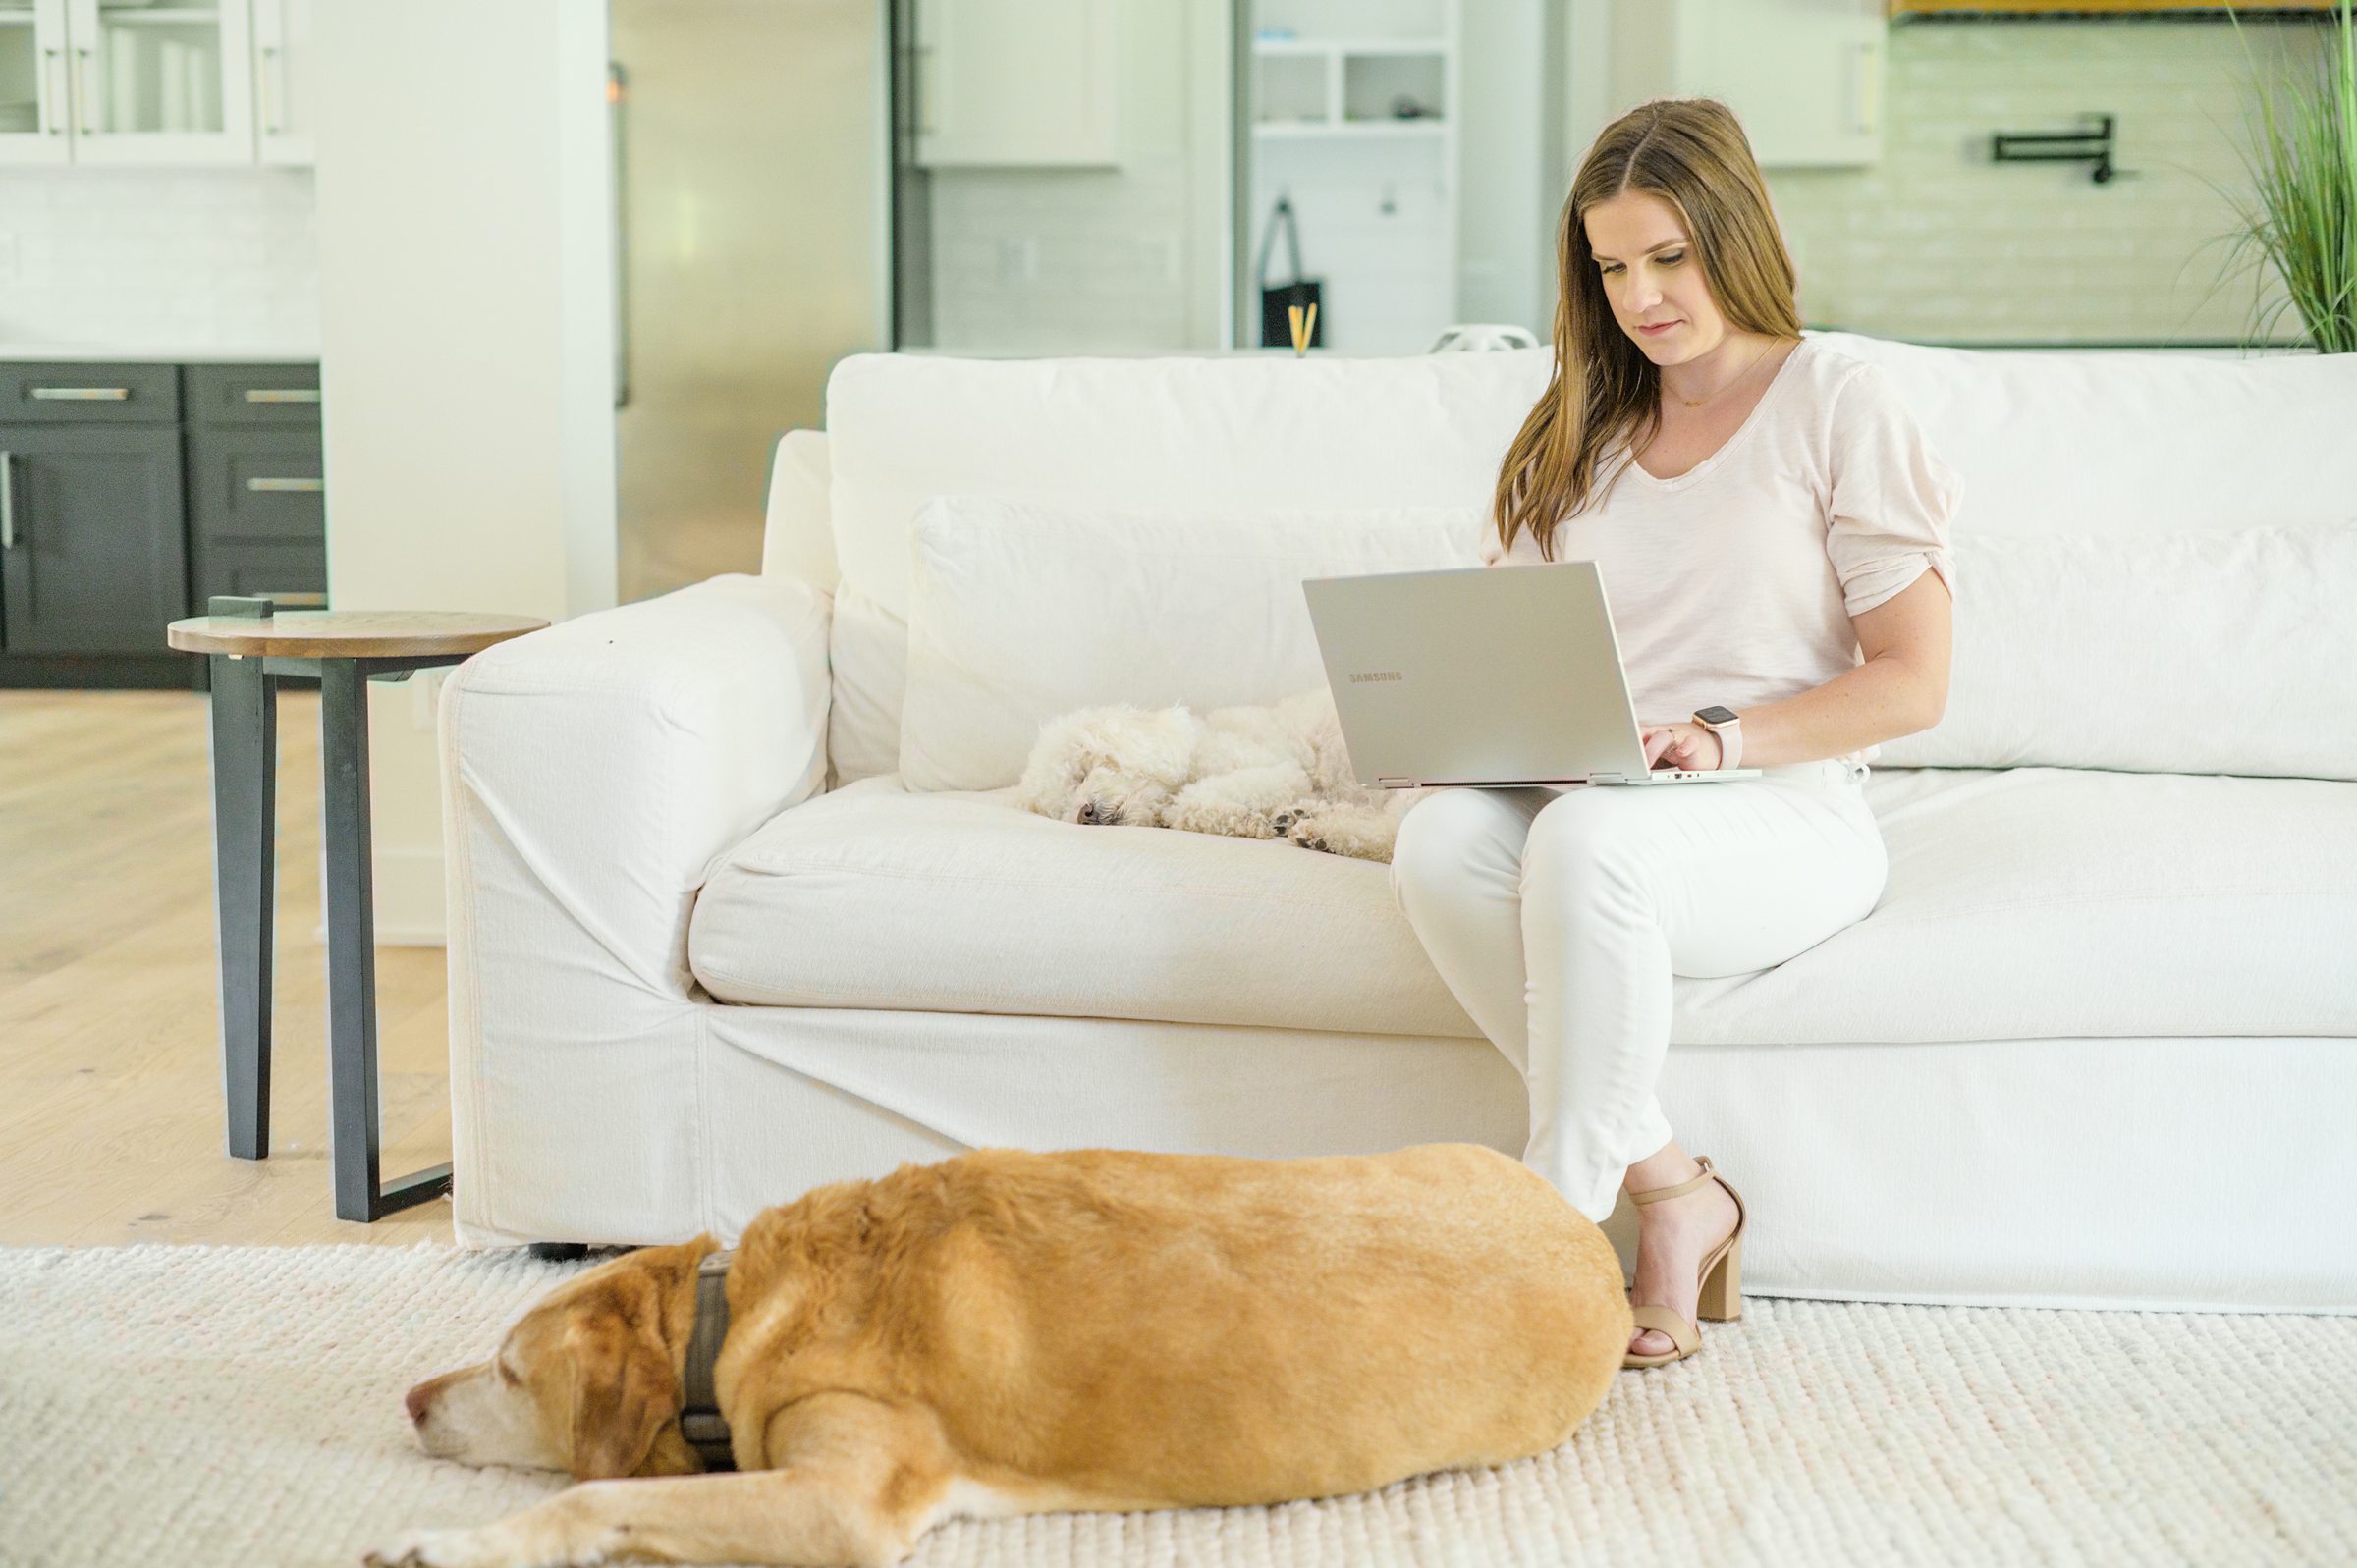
2210, 0, 2356, 351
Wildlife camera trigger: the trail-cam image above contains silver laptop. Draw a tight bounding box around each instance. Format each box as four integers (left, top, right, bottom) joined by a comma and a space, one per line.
1301, 561, 1763, 788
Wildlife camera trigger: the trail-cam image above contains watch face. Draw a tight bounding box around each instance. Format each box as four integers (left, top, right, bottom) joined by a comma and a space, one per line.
1694, 706, 1738, 727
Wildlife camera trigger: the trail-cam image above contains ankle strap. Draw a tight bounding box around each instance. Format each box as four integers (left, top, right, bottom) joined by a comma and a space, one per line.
1629, 1155, 1717, 1206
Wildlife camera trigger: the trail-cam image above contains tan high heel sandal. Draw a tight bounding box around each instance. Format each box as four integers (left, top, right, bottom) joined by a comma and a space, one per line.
1622, 1154, 1747, 1371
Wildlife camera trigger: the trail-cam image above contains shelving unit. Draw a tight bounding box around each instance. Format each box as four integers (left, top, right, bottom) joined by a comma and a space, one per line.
1242, 0, 1460, 354
1248, 33, 1451, 135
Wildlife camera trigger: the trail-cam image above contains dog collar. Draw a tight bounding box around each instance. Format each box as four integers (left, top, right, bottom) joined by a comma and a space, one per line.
680, 1247, 735, 1469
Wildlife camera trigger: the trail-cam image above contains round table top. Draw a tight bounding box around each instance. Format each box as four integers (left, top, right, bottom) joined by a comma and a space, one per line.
165, 610, 550, 659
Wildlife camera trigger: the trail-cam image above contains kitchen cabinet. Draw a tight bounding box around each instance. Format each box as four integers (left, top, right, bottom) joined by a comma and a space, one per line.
1672, 0, 1884, 168
249, 0, 307, 164
0, 362, 186, 657
185, 360, 323, 607
911, 0, 1118, 168
0, 0, 313, 168
0, 357, 323, 687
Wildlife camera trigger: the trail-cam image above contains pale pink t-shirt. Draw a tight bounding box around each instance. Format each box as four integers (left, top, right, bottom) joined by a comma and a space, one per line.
1478, 334, 1962, 769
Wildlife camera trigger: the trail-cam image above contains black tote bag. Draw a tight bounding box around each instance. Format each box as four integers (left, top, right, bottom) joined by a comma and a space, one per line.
1256, 196, 1324, 349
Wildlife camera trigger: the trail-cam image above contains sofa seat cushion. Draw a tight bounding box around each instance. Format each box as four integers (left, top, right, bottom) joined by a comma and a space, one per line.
688, 774, 1476, 1039
687, 770, 2357, 1045
1680, 766, 2357, 1045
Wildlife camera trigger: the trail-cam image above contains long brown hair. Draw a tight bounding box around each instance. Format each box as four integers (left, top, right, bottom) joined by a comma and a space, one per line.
1493, 98, 1804, 561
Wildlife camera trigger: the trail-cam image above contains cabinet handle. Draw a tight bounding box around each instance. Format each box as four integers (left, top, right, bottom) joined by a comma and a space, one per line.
74, 48, 92, 137
31, 386, 131, 401
259, 46, 282, 136
244, 388, 320, 404
1, 450, 14, 551
42, 48, 65, 136
247, 477, 324, 494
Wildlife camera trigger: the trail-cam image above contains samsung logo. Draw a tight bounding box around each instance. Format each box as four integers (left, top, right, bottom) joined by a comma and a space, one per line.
1349, 671, 1404, 683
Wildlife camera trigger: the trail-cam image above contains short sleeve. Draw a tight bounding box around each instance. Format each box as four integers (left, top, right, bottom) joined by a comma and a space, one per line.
1824, 360, 1963, 619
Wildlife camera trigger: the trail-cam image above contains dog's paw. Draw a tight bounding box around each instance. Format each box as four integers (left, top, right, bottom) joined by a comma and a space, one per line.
1271, 797, 1328, 841
363, 1527, 524, 1568
1287, 807, 1398, 861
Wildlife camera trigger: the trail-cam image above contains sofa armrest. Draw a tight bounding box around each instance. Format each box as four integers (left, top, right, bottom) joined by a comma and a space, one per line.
440, 572, 831, 1006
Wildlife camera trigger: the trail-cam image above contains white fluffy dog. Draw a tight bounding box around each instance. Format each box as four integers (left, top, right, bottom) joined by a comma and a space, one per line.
1014, 687, 1415, 862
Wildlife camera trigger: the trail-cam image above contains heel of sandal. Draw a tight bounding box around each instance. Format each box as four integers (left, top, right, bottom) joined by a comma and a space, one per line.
1696, 1236, 1742, 1323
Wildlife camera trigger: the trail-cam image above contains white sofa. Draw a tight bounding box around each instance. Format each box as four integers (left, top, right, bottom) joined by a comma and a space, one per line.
438, 332, 2357, 1314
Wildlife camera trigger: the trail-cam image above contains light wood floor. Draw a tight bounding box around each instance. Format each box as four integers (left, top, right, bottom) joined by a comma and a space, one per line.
1, 689, 455, 1247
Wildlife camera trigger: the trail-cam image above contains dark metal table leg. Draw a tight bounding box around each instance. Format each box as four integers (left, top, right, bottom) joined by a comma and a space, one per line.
207, 652, 276, 1161
320, 661, 453, 1222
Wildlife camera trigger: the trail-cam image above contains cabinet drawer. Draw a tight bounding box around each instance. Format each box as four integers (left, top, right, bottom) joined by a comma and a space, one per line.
186, 362, 324, 427
188, 428, 325, 547
193, 543, 328, 608
0, 363, 182, 425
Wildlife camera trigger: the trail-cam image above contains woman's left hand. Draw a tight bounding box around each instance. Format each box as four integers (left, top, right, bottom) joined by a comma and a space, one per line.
1640, 721, 1725, 771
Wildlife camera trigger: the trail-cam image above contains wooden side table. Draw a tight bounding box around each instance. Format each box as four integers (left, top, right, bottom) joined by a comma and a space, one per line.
166, 598, 548, 1222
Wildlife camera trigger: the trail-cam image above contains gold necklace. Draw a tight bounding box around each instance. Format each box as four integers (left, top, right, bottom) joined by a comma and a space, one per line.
1668, 338, 1776, 409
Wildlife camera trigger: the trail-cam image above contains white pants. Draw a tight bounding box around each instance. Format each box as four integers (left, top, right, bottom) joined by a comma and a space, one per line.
1389, 758, 1888, 1223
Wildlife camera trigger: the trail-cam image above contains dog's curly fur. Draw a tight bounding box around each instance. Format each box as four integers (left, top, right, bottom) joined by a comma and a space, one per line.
1014, 688, 1416, 862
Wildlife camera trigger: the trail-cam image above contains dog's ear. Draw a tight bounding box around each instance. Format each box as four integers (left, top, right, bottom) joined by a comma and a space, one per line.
568, 1323, 679, 1480
564, 1237, 715, 1481
1068, 704, 1197, 785
1015, 705, 1146, 814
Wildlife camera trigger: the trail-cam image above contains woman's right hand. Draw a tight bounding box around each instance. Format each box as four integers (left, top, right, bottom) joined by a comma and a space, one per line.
1639, 723, 1723, 771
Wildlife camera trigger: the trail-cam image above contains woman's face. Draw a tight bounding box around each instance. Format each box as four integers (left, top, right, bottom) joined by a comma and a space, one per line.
1583, 189, 1727, 364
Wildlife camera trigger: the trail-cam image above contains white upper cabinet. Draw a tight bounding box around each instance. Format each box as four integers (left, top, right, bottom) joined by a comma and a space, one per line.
0, 0, 74, 162
0, 0, 310, 167
1672, 0, 1884, 168
249, 0, 307, 164
913, 0, 1119, 168
56, 0, 253, 163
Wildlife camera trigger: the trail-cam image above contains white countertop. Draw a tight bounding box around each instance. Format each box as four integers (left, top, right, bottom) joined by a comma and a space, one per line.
0, 344, 321, 363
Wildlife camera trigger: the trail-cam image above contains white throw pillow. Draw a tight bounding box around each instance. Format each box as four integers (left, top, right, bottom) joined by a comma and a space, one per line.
1877, 521, 2357, 779
901, 497, 1484, 793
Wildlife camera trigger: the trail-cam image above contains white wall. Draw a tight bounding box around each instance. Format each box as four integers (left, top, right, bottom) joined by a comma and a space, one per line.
312, 1, 616, 944
0, 167, 316, 349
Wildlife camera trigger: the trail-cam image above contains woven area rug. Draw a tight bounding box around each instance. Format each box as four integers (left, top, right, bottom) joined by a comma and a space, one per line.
1, 1242, 2350, 1568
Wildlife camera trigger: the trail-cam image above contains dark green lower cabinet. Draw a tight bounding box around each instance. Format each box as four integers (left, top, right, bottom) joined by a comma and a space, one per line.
0, 424, 188, 656
189, 427, 329, 608
0, 359, 324, 687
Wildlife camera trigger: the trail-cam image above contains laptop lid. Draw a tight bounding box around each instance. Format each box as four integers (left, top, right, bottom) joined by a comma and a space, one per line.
1301, 561, 1656, 786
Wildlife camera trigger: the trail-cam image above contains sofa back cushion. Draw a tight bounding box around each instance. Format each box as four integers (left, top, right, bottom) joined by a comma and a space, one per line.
900, 497, 1481, 792
1899, 521, 2355, 778
822, 335, 2357, 783
1807, 332, 2357, 547
823, 349, 1551, 784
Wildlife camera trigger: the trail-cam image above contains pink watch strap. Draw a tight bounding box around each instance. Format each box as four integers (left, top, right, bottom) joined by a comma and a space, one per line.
1696, 711, 1741, 770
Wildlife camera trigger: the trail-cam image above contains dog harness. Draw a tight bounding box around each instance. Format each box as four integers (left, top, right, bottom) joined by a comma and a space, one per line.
680, 1247, 736, 1470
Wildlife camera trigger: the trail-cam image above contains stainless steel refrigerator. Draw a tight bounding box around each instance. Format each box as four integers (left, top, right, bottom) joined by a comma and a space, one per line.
610, 0, 891, 604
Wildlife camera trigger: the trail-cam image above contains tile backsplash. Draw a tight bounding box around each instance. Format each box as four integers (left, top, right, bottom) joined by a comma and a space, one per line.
0, 167, 318, 349
1768, 19, 2327, 344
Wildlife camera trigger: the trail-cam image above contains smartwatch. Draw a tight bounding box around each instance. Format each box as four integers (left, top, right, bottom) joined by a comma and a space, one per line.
1691, 706, 1742, 771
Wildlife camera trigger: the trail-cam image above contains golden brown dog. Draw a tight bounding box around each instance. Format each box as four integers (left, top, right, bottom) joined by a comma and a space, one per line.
368, 1143, 1631, 1568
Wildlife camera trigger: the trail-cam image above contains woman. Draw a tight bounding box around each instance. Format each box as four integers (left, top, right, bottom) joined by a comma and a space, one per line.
1390, 98, 1961, 1370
